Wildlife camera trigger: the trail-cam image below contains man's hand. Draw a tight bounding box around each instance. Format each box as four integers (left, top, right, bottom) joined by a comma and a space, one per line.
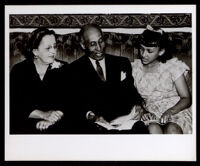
110, 116, 127, 127
95, 116, 115, 130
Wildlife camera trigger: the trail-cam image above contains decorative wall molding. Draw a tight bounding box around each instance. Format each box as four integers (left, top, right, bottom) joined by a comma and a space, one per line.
10, 14, 191, 28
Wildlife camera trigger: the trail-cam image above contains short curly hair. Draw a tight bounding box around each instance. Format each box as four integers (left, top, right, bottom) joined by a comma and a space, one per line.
25, 27, 56, 60
138, 28, 172, 63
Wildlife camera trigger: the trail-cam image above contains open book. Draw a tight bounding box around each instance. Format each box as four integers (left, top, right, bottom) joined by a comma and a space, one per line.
95, 119, 137, 131
93, 106, 141, 130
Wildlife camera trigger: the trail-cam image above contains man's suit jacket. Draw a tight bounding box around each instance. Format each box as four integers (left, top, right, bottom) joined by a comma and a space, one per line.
68, 54, 142, 132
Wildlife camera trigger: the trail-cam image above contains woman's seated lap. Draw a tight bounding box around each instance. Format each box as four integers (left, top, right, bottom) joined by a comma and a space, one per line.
131, 25, 192, 134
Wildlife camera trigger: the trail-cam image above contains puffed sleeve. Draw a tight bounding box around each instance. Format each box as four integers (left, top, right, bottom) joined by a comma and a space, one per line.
167, 58, 190, 82
131, 59, 142, 79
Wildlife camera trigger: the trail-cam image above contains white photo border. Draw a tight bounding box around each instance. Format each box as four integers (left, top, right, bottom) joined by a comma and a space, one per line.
5, 5, 196, 161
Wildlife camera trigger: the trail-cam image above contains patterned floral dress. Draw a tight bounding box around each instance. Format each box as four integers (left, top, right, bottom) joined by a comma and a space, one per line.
132, 58, 192, 134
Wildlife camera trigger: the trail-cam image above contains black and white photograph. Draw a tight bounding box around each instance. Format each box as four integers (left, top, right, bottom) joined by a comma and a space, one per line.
5, 5, 196, 161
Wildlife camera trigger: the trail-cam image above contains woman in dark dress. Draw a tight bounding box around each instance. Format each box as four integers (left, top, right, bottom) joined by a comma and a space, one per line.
10, 28, 69, 134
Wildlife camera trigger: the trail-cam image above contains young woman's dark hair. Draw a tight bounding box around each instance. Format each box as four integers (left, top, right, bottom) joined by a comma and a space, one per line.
25, 27, 56, 60
138, 26, 172, 63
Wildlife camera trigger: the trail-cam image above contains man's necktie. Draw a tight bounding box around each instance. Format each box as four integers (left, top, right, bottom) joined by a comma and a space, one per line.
95, 60, 105, 81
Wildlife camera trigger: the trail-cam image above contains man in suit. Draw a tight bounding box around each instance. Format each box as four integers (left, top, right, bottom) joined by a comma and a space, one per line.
69, 24, 148, 134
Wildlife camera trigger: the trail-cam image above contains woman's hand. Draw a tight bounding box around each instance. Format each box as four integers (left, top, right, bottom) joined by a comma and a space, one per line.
95, 116, 109, 124
43, 110, 63, 123
141, 112, 157, 121
160, 109, 172, 124
29, 109, 64, 122
134, 105, 145, 120
36, 120, 53, 131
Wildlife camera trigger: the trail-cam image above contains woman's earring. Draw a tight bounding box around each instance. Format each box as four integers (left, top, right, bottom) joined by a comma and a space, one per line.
158, 49, 165, 56
32, 49, 39, 58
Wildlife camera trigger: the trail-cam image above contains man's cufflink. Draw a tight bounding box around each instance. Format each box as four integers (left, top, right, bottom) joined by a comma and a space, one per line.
86, 111, 96, 121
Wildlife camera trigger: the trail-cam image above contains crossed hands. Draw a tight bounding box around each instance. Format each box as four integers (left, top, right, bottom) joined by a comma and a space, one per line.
36, 110, 64, 131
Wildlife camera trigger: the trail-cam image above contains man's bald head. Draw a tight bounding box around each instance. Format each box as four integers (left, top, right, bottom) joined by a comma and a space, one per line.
79, 24, 105, 60
79, 24, 103, 41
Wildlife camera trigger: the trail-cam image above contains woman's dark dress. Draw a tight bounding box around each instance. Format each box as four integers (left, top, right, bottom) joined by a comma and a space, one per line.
10, 59, 69, 134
